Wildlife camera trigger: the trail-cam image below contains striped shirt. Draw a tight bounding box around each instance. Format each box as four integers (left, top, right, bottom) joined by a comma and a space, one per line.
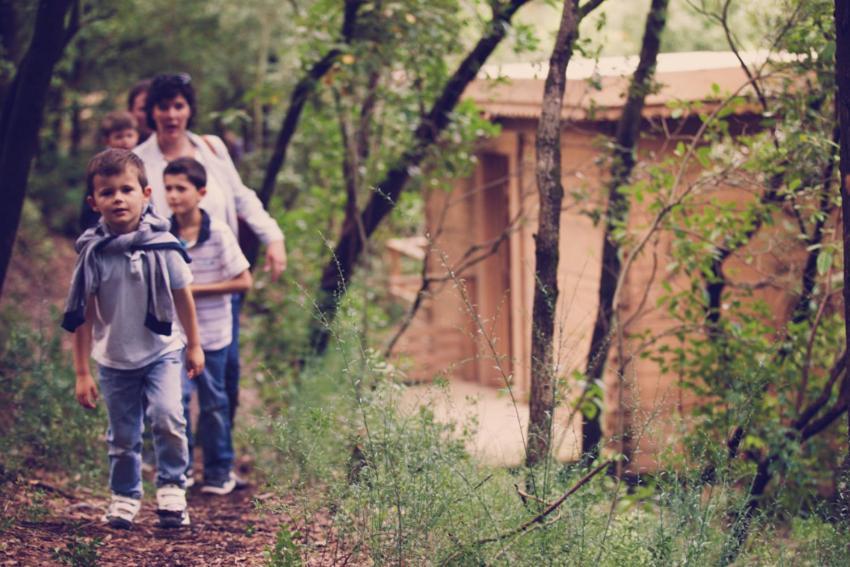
177, 213, 249, 351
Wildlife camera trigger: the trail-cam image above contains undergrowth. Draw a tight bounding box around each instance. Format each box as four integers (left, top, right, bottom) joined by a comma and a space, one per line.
244, 311, 850, 566
0, 320, 106, 485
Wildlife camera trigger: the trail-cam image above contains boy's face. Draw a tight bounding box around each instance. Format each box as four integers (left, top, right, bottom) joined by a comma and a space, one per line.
87, 166, 151, 234
164, 173, 205, 216
106, 128, 139, 150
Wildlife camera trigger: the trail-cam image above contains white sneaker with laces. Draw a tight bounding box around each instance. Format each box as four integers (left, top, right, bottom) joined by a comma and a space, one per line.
103, 495, 141, 530
156, 485, 190, 528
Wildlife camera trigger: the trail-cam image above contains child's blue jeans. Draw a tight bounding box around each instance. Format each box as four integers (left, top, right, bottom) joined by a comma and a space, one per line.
182, 346, 234, 484
98, 349, 189, 499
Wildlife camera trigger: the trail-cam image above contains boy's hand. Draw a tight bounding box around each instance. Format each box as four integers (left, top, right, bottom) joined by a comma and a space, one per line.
264, 240, 287, 281
75, 373, 99, 409
186, 345, 205, 379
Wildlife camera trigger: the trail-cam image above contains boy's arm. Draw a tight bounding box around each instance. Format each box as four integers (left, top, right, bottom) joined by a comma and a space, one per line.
191, 270, 253, 297
173, 286, 205, 379
72, 298, 98, 409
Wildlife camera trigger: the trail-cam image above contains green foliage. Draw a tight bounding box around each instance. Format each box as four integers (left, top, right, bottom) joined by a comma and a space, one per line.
265, 525, 302, 567
633, 0, 844, 516
248, 309, 849, 564
51, 532, 102, 567
0, 322, 106, 483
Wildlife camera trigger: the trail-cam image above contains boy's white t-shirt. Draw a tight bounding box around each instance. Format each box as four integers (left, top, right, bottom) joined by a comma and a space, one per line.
91, 249, 193, 370
181, 216, 250, 351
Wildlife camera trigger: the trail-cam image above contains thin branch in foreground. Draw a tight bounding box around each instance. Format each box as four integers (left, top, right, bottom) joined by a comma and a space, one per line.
444, 459, 612, 562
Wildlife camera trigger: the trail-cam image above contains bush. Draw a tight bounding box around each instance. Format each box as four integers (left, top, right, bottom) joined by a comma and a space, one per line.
0, 320, 106, 484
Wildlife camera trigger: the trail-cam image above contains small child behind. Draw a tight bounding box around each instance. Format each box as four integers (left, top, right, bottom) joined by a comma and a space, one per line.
100, 110, 139, 150
63, 148, 203, 529
79, 112, 142, 231
164, 157, 252, 495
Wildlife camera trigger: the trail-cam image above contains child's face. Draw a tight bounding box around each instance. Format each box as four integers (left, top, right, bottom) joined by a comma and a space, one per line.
106, 128, 139, 150
164, 173, 205, 216
87, 166, 151, 234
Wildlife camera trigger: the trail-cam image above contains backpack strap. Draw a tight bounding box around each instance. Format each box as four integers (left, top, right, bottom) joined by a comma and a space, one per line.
201, 135, 220, 158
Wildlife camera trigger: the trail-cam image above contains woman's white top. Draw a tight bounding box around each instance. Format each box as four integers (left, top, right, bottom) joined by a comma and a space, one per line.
134, 131, 284, 244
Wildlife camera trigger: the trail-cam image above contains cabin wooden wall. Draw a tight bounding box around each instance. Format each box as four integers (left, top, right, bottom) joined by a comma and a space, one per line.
396, 115, 799, 470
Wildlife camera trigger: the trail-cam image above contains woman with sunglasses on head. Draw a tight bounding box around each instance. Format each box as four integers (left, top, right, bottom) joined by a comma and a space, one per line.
134, 73, 287, 487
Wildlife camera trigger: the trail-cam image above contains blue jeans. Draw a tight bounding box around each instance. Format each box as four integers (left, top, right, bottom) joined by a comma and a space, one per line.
182, 346, 234, 483
225, 294, 242, 424
98, 349, 188, 498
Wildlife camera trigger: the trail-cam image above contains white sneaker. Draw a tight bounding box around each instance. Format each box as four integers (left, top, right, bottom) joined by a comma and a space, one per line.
200, 474, 236, 495
156, 485, 190, 528
103, 495, 141, 530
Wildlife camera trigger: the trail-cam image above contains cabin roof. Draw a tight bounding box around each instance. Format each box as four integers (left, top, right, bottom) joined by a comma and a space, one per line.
467, 51, 784, 121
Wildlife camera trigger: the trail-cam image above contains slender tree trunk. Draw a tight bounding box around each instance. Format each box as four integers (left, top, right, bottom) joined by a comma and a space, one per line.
835, 0, 850, 510
258, 0, 363, 209
308, 0, 532, 354
525, 0, 581, 468
580, 0, 669, 460
0, 0, 76, 299
243, 0, 363, 266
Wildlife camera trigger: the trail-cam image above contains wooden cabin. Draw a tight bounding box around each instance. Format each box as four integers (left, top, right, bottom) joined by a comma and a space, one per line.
388, 52, 794, 470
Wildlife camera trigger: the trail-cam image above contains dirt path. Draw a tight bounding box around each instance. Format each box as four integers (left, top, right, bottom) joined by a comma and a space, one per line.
1, 478, 277, 565
0, 475, 355, 566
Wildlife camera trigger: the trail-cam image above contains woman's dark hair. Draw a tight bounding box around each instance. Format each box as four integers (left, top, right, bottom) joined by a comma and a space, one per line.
145, 73, 195, 131
126, 78, 151, 111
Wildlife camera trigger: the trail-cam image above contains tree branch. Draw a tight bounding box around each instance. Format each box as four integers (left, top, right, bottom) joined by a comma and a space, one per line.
309, 0, 532, 354
259, 0, 364, 208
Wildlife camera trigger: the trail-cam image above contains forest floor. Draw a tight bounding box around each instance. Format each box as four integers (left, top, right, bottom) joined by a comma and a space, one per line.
0, 470, 356, 566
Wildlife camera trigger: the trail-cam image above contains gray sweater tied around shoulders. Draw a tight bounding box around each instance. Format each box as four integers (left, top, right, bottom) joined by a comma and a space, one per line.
61, 205, 191, 336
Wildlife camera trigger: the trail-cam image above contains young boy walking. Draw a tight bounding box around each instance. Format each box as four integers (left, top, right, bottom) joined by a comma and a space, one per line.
62, 149, 203, 529
164, 157, 252, 495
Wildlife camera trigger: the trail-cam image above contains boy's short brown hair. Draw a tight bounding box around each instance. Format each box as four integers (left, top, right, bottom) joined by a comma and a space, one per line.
163, 157, 207, 190
86, 148, 148, 196
99, 111, 138, 142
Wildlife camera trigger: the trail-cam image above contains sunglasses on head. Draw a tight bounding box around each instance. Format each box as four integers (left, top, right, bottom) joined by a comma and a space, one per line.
157, 72, 192, 86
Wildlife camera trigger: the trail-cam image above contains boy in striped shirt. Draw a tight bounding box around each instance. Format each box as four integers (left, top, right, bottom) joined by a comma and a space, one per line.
164, 157, 252, 495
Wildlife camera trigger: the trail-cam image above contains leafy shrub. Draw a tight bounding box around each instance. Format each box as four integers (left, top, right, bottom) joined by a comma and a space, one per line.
0, 321, 106, 483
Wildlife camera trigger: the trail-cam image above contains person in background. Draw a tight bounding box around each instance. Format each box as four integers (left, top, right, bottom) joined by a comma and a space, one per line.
128, 79, 152, 144
63, 149, 202, 529
134, 74, 287, 485
79, 111, 141, 231
100, 111, 139, 150
165, 156, 252, 494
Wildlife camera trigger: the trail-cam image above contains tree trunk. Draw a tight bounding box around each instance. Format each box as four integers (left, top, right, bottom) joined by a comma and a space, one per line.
243, 0, 363, 266
308, 0, 532, 354
0, 0, 76, 299
0, 0, 21, 105
580, 0, 669, 460
258, 0, 363, 209
835, 0, 850, 510
525, 0, 581, 468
